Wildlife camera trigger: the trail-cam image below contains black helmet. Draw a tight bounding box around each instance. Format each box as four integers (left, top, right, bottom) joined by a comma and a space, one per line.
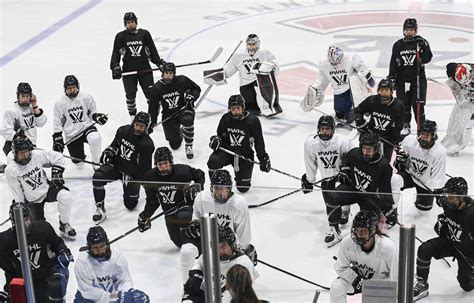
132, 112, 151, 135
359, 132, 380, 161
351, 210, 379, 246
211, 170, 233, 204
444, 177, 468, 196
162, 62, 176, 74
123, 12, 137, 25
228, 95, 245, 119
417, 120, 438, 149
317, 116, 335, 141
64, 75, 80, 98
218, 225, 238, 260
154, 147, 174, 176
377, 78, 393, 91
12, 136, 34, 165
403, 18, 418, 30
86, 226, 111, 260
9, 202, 31, 230
17, 82, 32, 97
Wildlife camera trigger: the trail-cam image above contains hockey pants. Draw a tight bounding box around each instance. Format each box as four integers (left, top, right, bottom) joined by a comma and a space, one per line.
391, 171, 434, 211
395, 77, 427, 128
66, 126, 101, 167
29, 184, 72, 224
162, 109, 195, 149
122, 71, 154, 116
330, 277, 358, 303
207, 150, 253, 192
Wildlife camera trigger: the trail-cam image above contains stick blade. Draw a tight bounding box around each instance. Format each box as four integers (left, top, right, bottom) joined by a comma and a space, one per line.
79, 246, 88, 252
210, 47, 223, 63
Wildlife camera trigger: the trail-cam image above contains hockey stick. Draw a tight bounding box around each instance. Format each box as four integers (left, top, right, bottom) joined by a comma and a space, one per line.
122, 47, 223, 76
154, 105, 187, 128
249, 188, 303, 208
79, 200, 186, 252
35, 147, 101, 167
0, 217, 10, 226
257, 259, 330, 290
195, 40, 243, 109
415, 42, 422, 134
64, 117, 107, 146
218, 147, 300, 181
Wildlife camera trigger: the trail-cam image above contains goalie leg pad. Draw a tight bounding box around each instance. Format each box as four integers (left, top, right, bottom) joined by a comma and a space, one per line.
203, 68, 226, 86
255, 72, 282, 116
349, 71, 370, 107
441, 102, 473, 154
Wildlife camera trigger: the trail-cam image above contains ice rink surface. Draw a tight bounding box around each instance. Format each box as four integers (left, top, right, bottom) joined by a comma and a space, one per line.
1, 0, 473, 302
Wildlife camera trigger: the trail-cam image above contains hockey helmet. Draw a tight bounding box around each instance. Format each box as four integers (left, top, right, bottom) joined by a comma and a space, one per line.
218, 225, 238, 260
132, 111, 151, 136
9, 202, 32, 233
211, 169, 233, 203
442, 177, 469, 210
403, 18, 418, 30
417, 120, 437, 149
12, 136, 34, 165
228, 94, 245, 118
16, 82, 32, 107
351, 210, 379, 246
154, 146, 174, 176
317, 115, 335, 141
64, 75, 80, 98
123, 12, 138, 25
161, 62, 176, 84
246, 34, 260, 56
327, 45, 344, 65
377, 78, 393, 104
455, 64, 472, 86
87, 226, 111, 261
359, 132, 380, 161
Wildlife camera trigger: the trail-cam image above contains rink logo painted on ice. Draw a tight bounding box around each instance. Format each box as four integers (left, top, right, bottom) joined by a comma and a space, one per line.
14, 244, 42, 269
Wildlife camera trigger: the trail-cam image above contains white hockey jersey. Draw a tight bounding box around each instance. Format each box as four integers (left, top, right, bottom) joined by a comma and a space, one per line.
0, 102, 47, 144
53, 91, 98, 142
5, 150, 64, 204
314, 54, 369, 95
224, 48, 279, 86
335, 235, 398, 283
193, 190, 252, 248
74, 247, 133, 303
402, 135, 446, 190
304, 134, 352, 181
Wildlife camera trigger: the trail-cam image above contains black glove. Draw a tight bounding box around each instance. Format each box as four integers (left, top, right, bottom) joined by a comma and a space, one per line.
0, 290, 10, 302
209, 135, 222, 151
157, 58, 167, 72
184, 220, 200, 239
244, 244, 258, 266
413, 35, 427, 45
52, 132, 64, 153
301, 174, 313, 194
184, 270, 204, 296
387, 76, 397, 91
338, 166, 351, 185
92, 113, 108, 125
434, 214, 448, 237
57, 249, 73, 268
185, 92, 196, 110
352, 275, 363, 294
51, 166, 65, 187
259, 154, 271, 173
184, 183, 201, 204
394, 151, 409, 171
100, 147, 116, 165
355, 117, 365, 128
112, 66, 122, 80
384, 208, 398, 227
433, 188, 445, 207
138, 212, 151, 232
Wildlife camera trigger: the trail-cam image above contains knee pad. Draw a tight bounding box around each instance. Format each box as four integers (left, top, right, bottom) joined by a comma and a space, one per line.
207, 154, 224, 170
458, 278, 474, 292
169, 140, 182, 150
92, 170, 107, 187
417, 241, 435, 260
180, 111, 195, 127
176, 206, 193, 224
123, 197, 139, 210
48, 268, 69, 302
86, 131, 101, 145
236, 180, 251, 193
415, 195, 434, 211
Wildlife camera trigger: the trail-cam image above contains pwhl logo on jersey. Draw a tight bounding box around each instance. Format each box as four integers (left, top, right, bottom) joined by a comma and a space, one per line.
319, 155, 338, 169
353, 167, 372, 191
23, 167, 43, 190
97, 276, 114, 292
159, 190, 177, 204
410, 160, 428, 176
352, 261, 375, 280
23, 115, 34, 129
14, 243, 42, 270
69, 110, 84, 124
119, 139, 135, 161
165, 96, 180, 109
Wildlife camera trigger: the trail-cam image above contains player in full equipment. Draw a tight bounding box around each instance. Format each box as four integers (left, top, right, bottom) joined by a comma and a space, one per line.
53, 75, 108, 167
138, 146, 205, 247
179, 169, 255, 283
92, 112, 155, 224
388, 18, 433, 136
222, 34, 281, 116
74, 226, 150, 303
182, 226, 258, 303
1, 82, 47, 155
149, 62, 201, 159
312, 45, 375, 125
354, 78, 405, 160
326, 132, 396, 242
413, 177, 474, 300
208, 95, 271, 193
330, 210, 398, 303
5, 136, 76, 239
391, 120, 446, 211
0, 203, 73, 302
301, 115, 352, 247
441, 63, 474, 155
110, 12, 164, 118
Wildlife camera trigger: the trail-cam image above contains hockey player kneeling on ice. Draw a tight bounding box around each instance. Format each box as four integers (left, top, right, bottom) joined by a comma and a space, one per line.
441, 63, 474, 155
0, 203, 73, 303
149, 62, 201, 159
182, 226, 258, 303
179, 169, 255, 283
301, 115, 352, 246
92, 112, 155, 224
330, 210, 397, 303
74, 226, 150, 303
413, 177, 474, 301
137, 146, 205, 248
52, 75, 107, 168
207, 95, 270, 193
5, 136, 76, 239
326, 132, 396, 243
354, 78, 405, 160
391, 120, 446, 212
1, 82, 47, 156
221, 34, 281, 116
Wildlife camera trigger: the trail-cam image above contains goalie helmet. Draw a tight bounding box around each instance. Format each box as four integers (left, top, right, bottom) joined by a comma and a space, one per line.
211, 169, 233, 203
359, 132, 380, 161
327, 45, 344, 65
351, 210, 379, 246
403, 18, 418, 30
132, 111, 151, 136
417, 120, 437, 149
246, 34, 260, 56
9, 202, 31, 233
64, 75, 80, 98
455, 64, 472, 86
12, 136, 33, 165
87, 226, 111, 261
154, 147, 174, 176
317, 116, 335, 141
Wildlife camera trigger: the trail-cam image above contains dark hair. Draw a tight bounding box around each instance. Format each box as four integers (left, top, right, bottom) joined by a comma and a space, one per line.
226, 264, 259, 303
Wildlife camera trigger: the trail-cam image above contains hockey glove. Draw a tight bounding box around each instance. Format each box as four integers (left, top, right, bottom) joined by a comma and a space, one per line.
388, 77, 397, 91
413, 35, 428, 46
301, 174, 313, 194
394, 151, 409, 171
51, 166, 65, 188
57, 249, 73, 268
209, 135, 222, 151
244, 244, 258, 266
92, 113, 108, 125
434, 214, 448, 238
185, 92, 196, 110
259, 154, 271, 173
52, 132, 65, 153
384, 208, 398, 227
184, 270, 204, 296
138, 212, 151, 232
184, 183, 201, 205
184, 220, 200, 239
158, 58, 167, 72
112, 66, 122, 80
338, 166, 352, 185
0, 291, 10, 303
100, 146, 116, 165
352, 275, 363, 294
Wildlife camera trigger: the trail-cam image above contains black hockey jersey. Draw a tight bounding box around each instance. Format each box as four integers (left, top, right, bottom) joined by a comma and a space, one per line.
109, 125, 155, 179
355, 95, 405, 144
343, 148, 394, 210
438, 203, 474, 258
217, 112, 267, 161
388, 38, 432, 81
149, 75, 201, 123
110, 29, 161, 72
142, 164, 205, 216
0, 221, 70, 288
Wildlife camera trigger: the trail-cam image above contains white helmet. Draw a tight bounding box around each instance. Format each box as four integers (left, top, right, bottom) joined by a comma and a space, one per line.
327, 45, 344, 65
455, 64, 472, 86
